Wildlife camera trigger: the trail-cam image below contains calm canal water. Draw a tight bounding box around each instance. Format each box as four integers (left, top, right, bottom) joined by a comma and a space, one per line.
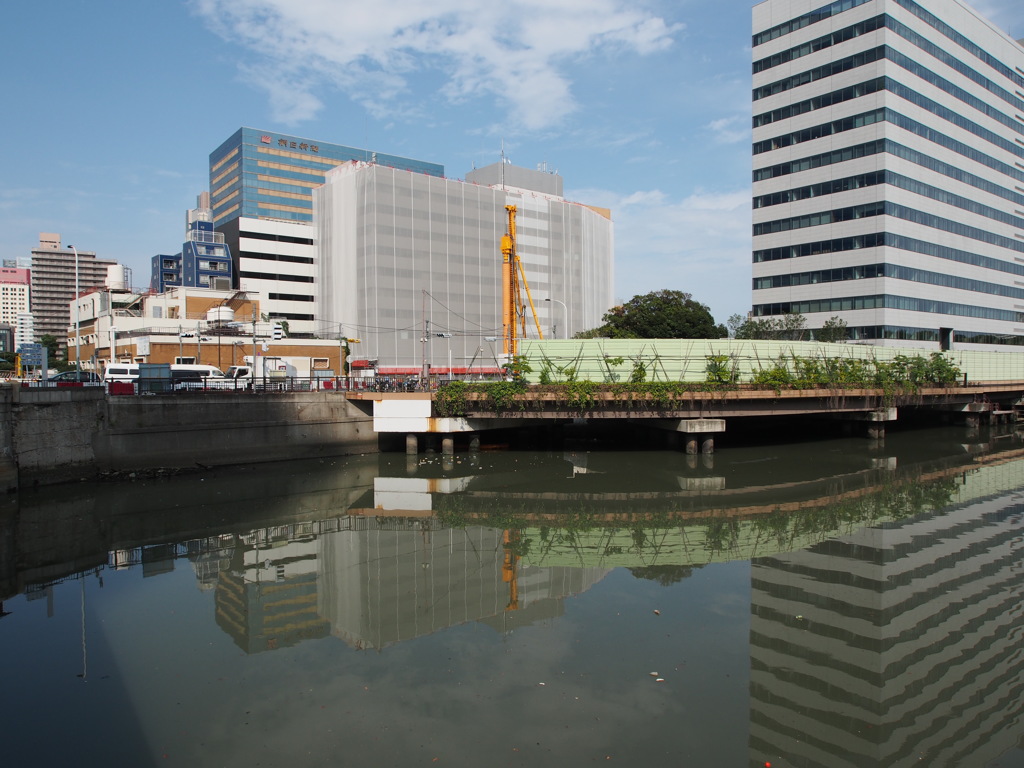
2, 426, 1023, 768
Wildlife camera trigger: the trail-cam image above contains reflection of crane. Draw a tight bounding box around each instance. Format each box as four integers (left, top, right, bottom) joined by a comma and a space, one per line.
500, 205, 544, 358
502, 529, 520, 611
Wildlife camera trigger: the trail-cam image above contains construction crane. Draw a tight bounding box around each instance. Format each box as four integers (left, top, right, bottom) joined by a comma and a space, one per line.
500, 204, 545, 359
502, 529, 520, 611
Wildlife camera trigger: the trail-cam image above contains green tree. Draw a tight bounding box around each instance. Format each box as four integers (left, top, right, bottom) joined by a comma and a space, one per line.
727, 313, 747, 338
735, 312, 807, 341
816, 316, 848, 343
38, 334, 62, 362
585, 290, 727, 339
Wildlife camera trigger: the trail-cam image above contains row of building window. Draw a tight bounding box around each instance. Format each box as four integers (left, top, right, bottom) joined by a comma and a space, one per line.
753, 0, 871, 47
238, 271, 314, 284
754, 45, 886, 101
755, 113, 1024, 192
755, 14, 1024, 122
754, 170, 884, 209
804, 325, 1024, 346
755, 74, 1024, 175
239, 230, 314, 246
755, 167, 1024, 232
889, 15, 1024, 114
210, 147, 239, 175
754, 76, 885, 128
256, 173, 322, 191
888, 47, 1024, 140
754, 108, 884, 156
752, 0, 1024, 103
268, 293, 314, 302
211, 162, 239, 191
257, 200, 312, 216
754, 231, 1024, 280
253, 160, 326, 184
753, 261, 1024, 301
893, 0, 1024, 92
755, 201, 1024, 258
754, 294, 1024, 323
240, 250, 314, 265
755, 138, 890, 181
753, 14, 885, 74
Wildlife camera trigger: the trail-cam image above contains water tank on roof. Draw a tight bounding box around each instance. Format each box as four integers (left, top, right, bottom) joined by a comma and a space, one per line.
106, 264, 129, 291
207, 306, 235, 325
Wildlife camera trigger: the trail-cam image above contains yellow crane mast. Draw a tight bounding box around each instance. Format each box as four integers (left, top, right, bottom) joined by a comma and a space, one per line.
500, 204, 544, 359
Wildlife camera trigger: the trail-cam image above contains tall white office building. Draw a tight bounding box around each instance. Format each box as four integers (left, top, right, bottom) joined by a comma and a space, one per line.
752, 0, 1024, 349
315, 161, 614, 369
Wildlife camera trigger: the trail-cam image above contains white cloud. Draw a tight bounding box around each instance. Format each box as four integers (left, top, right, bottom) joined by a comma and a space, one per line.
705, 115, 749, 145
189, 0, 682, 131
571, 185, 752, 321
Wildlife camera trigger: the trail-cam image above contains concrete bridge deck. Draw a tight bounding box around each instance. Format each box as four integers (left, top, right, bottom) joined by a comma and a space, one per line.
346, 382, 1024, 454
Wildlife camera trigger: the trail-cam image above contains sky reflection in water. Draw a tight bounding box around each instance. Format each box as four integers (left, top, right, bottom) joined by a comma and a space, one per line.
1, 427, 1023, 767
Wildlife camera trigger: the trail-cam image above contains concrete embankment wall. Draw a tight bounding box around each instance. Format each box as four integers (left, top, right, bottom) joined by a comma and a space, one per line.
1, 386, 376, 489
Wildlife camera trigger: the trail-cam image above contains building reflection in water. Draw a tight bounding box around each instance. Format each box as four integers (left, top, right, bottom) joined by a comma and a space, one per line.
4, 430, 1024, 765
207, 516, 608, 654
749, 457, 1024, 767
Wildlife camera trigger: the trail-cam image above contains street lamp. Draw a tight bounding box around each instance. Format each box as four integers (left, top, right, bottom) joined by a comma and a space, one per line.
67, 244, 80, 371
544, 297, 567, 339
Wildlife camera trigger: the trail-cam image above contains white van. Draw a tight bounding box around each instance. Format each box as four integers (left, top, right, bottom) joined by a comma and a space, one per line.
169, 364, 227, 379
103, 363, 140, 383
170, 363, 229, 390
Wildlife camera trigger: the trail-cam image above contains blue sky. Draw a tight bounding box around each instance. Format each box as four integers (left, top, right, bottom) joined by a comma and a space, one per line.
2, 0, 1021, 326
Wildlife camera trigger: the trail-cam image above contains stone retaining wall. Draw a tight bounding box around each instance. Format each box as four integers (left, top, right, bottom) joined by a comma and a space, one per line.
1, 386, 377, 488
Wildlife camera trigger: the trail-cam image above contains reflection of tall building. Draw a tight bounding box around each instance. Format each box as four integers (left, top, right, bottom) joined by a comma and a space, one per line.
748, 467, 1024, 766
215, 534, 330, 653
317, 520, 608, 650
208, 516, 608, 654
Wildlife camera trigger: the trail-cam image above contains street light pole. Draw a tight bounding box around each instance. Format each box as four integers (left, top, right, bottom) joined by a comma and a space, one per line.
67, 245, 81, 371
544, 297, 567, 339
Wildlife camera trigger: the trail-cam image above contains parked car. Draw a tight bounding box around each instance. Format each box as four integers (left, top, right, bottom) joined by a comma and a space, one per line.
49, 370, 102, 383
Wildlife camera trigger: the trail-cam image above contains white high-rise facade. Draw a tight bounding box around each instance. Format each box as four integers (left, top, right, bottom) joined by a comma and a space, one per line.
315, 161, 614, 369
752, 0, 1024, 349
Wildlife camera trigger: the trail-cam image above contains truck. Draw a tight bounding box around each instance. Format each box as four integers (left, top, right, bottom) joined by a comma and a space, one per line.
223, 356, 334, 390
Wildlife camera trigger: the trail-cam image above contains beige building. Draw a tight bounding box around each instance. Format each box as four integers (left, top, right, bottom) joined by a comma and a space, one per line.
30, 233, 118, 353
70, 285, 345, 374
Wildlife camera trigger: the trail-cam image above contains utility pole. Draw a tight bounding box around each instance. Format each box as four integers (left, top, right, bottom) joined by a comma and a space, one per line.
420, 290, 429, 388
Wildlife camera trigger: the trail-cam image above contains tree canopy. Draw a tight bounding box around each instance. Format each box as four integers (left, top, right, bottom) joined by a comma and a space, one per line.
578, 290, 727, 339
732, 312, 807, 341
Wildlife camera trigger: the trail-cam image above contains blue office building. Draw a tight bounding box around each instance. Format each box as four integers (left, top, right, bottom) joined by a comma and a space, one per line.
151, 196, 233, 293
209, 127, 445, 228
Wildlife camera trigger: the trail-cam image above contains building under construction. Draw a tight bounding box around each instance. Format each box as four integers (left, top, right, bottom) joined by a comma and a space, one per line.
313, 161, 614, 373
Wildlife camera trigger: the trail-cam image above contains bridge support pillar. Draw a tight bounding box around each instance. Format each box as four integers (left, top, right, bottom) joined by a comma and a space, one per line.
405, 434, 419, 455
663, 419, 725, 455
846, 408, 897, 440
442, 436, 454, 455
469, 435, 480, 451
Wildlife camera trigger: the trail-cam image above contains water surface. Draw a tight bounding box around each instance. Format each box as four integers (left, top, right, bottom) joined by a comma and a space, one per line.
2, 427, 1023, 767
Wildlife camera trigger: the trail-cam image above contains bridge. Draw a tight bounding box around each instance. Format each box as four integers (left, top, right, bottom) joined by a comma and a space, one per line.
345, 381, 1024, 454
